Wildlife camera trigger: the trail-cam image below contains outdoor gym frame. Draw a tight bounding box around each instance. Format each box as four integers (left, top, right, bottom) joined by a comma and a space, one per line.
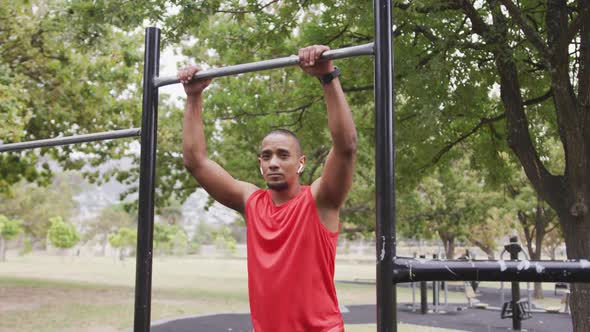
1, 1, 589, 332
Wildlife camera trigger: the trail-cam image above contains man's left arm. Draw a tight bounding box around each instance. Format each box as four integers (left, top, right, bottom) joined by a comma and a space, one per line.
299, 45, 358, 231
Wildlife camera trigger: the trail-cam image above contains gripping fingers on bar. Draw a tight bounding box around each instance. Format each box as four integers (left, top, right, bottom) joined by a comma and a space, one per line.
154, 43, 375, 88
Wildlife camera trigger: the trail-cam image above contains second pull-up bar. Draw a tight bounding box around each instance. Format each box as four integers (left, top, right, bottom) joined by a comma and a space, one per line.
0, 128, 141, 153
154, 42, 375, 88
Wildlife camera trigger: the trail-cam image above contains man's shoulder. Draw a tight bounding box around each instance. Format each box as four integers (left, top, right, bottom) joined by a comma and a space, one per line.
245, 187, 267, 204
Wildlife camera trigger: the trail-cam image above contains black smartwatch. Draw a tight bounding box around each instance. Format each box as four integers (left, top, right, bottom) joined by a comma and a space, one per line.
319, 67, 341, 86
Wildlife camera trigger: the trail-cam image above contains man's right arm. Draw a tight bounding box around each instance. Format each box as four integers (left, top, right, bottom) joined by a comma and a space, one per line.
180, 66, 258, 214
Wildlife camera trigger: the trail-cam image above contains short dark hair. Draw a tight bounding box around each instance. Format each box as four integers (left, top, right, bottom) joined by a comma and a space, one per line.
261, 129, 303, 156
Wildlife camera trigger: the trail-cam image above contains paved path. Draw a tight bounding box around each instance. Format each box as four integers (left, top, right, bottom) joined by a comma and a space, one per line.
151, 286, 572, 332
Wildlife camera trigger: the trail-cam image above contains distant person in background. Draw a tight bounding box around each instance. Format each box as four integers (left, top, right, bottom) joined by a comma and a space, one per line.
179, 45, 357, 331
460, 249, 479, 292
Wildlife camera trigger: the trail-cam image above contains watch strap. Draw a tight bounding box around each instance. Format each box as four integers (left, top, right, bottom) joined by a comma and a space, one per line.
319, 67, 341, 85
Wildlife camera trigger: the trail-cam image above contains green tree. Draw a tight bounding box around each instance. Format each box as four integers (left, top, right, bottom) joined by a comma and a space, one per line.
153, 222, 188, 256
0, 1, 143, 193
502, 141, 565, 298
189, 221, 216, 254
47, 216, 80, 251
107, 227, 136, 260
0, 172, 80, 247
399, 158, 503, 258
214, 225, 238, 255
0, 215, 22, 261
159, 198, 183, 226
390, 2, 590, 328
84, 204, 135, 255
542, 226, 564, 260
506, 178, 561, 299
469, 207, 512, 260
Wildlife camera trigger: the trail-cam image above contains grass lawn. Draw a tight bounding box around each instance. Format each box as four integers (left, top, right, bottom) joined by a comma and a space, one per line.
0, 254, 469, 332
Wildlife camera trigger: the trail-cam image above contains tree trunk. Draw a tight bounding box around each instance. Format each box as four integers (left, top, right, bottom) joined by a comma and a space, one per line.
550, 247, 556, 260
559, 209, 590, 332
16, 235, 24, 257
475, 247, 494, 260
533, 282, 544, 299
458, 0, 589, 329
471, 240, 495, 260
0, 236, 5, 261
484, 249, 495, 260
445, 240, 455, 259
101, 235, 108, 256
439, 234, 455, 259
533, 208, 545, 299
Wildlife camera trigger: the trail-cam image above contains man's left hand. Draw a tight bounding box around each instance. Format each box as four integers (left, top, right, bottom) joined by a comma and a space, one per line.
298, 45, 334, 77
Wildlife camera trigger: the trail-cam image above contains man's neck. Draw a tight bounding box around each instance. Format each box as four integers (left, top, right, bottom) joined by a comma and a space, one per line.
270, 182, 302, 206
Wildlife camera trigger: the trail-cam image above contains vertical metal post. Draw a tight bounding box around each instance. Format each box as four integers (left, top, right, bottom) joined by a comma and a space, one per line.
134, 26, 160, 332
443, 281, 448, 307
433, 254, 439, 312
374, 0, 395, 331
411, 282, 416, 310
420, 289, 428, 313
527, 282, 532, 312
419, 255, 428, 315
506, 236, 522, 331
433, 281, 439, 312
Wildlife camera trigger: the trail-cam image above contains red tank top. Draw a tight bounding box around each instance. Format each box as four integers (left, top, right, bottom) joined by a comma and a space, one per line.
245, 186, 344, 332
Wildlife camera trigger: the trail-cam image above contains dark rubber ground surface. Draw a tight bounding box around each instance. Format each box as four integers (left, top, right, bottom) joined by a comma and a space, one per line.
151, 286, 572, 332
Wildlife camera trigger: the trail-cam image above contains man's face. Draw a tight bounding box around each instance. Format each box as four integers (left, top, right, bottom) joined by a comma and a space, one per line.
258, 133, 304, 191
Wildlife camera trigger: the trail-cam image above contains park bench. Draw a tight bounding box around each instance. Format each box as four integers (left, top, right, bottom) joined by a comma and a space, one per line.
501, 299, 532, 320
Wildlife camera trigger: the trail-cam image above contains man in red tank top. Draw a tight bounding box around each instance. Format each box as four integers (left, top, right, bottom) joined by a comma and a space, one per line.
179, 45, 357, 332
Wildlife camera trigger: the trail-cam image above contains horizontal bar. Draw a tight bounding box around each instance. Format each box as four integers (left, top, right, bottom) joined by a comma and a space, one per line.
154, 42, 375, 88
0, 128, 141, 153
394, 257, 590, 283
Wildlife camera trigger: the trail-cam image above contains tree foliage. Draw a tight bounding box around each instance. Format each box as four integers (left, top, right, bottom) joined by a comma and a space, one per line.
84, 204, 135, 253
0, 215, 22, 240
0, 214, 23, 261
398, 157, 504, 258
0, 172, 80, 246
153, 222, 188, 256
107, 226, 136, 259
469, 207, 512, 259
0, 1, 143, 193
47, 216, 80, 250
213, 225, 238, 255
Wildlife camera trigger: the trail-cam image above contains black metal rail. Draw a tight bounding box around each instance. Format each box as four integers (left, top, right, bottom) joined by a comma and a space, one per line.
394, 257, 590, 283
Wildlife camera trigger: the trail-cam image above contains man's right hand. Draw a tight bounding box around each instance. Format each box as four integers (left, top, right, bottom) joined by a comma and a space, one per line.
177, 66, 212, 96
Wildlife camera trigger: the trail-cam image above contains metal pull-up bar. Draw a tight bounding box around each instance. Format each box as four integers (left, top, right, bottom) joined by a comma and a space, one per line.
0, 128, 141, 153
153, 43, 375, 88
